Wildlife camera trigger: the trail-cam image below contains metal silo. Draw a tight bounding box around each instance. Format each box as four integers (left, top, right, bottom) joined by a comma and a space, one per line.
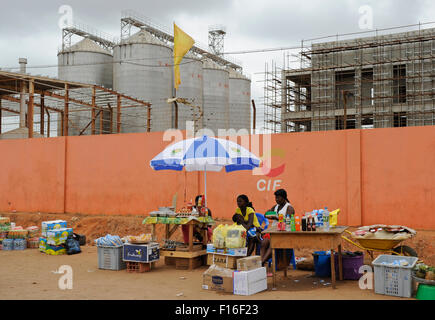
176, 52, 203, 131
202, 58, 229, 135
58, 38, 113, 135
113, 29, 173, 133
228, 69, 251, 132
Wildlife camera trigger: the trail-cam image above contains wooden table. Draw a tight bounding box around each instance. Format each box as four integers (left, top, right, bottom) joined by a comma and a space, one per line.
264, 226, 349, 289
143, 216, 214, 269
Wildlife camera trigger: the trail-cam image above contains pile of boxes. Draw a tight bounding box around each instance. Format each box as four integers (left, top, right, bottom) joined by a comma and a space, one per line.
39, 220, 73, 255
203, 247, 268, 296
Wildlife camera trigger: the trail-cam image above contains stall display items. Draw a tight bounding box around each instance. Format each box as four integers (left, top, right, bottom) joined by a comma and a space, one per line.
124, 233, 153, 244
13, 239, 27, 250
45, 228, 73, 245
2, 239, 14, 251
96, 234, 126, 270
123, 242, 159, 263
42, 220, 67, 232
39, 237, 47, 252
27, 237, 40, 249
207, 244, 248, 256
26, 226, 40, 238
212, 224, 228, 249
207, 253, 244, 269
202, 265, 234, 293
233, 267, 268, 296
225, 224, 247, 249
237, 256, 262, 272
7, 229, 28, 239
45, 244, 67, 256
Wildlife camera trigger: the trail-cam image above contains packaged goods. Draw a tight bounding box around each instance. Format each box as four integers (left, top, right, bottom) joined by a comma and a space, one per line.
45, 244, 66, 255
212, 224, 228, 249
95, 234, 124, 247
2, 239, 14, 250
237, 256, 262, 271
202, 265, 234, 293
126, 233, 153, 244
42, 220, 67, 232
46, 228, 73, 245
26, 226, 40, 238
123, 242, 160, 263
7, 229, 28, 239
39, 237, 47, 252
207, 253, 242, 269
13, 239, 27, 250
233, 267, 267, 295
0, 217, 11, 225
225, 224, 246, 249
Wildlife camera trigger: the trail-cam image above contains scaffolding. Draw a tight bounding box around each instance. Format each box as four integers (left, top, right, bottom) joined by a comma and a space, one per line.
0, 70, 152, 138
264, 22, 435, 133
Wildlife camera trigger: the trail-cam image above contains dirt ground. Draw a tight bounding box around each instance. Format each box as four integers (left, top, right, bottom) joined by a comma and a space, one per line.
0, 211, 433, 300
0, 246, 410, 300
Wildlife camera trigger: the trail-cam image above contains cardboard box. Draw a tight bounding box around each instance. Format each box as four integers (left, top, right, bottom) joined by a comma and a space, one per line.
207, 253, 242, 269
233, 267, 267, 296
123, 242, 160, 263
202, 265, 234, 293
237, 255, 262, 271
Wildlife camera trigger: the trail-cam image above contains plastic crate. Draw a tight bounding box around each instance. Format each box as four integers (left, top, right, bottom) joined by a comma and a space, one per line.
97, 245, 126, 270
126, 261, 151, 273
372, 254, 418, 298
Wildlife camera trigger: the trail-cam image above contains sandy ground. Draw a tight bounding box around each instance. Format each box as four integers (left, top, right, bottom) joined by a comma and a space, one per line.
0, 246, 413, 300
0, 211, 433, 300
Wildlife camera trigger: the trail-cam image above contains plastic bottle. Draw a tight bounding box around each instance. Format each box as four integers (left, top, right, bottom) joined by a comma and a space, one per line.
317, 209, 324, 230
285, 213, 291, 231
295, 214, 301, 231
323, 207, 330, 232
290, 214, 296, 232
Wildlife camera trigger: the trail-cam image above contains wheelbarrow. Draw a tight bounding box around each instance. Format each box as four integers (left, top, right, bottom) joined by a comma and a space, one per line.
341, 226, 418, 260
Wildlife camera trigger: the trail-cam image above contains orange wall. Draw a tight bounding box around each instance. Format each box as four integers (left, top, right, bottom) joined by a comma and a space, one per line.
0, 126, 434, 230
0, 137, 65, 213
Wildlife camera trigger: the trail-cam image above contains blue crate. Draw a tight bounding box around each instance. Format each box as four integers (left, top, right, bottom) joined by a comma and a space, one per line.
123, 243, 159, 263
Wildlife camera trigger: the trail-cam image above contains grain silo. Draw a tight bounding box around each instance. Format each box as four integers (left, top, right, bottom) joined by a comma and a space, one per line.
57, 38, 113, 135
113, 29, 173, 133
228, 69, 251, 132
202, 58, 229, 134
176, 52, 203, 131
58, 38, 113, 88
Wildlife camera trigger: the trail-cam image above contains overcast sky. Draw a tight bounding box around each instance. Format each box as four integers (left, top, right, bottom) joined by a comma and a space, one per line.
1, 0, 434, 131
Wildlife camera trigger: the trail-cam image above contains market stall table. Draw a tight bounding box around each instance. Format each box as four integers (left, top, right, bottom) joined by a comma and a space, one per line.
143, 216, 214, 269
263, 226, 349, 289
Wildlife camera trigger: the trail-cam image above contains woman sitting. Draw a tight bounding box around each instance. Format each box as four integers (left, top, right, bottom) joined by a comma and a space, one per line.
231, 194, 261, 256
261, 188, 295, 266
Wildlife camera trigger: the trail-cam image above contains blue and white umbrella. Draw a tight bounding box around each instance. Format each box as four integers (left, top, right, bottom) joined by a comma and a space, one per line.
150, 135, 261, 205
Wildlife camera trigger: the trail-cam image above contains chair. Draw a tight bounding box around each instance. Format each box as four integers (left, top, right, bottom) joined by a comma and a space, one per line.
255, 213, 296, 270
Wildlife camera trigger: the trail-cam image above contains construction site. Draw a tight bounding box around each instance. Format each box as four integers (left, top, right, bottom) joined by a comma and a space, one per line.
0, 10, 252, 139
264, 23, 435, 133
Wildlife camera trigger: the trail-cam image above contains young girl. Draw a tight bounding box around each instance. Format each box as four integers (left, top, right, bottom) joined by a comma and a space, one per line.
232, 194, 261, 256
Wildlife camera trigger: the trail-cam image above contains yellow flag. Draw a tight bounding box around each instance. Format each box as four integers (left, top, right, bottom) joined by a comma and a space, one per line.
173, 23, 195, 90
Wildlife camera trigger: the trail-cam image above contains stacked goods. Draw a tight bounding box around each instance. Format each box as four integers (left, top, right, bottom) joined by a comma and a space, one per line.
202, 257, 268, 296
39, 220, 71, 255
26, 226, 40, 238
13, 239, 27, 250
7, 229, 28, 239
0, 217, 11, 240
2, 239, 14, 251
123, 241, 160, 273
26, 226, 41, 249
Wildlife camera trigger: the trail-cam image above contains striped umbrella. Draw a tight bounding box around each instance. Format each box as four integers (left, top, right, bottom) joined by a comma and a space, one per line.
150, 135, 261, 206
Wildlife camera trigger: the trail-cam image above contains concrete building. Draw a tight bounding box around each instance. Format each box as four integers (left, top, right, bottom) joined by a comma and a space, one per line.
266, 27, 435, 133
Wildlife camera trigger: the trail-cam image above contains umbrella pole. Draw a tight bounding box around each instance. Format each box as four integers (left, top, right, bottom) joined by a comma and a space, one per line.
204, 167, 207, 208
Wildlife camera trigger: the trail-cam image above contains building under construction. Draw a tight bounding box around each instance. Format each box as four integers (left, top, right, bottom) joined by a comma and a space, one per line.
264, 24, 435, 133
